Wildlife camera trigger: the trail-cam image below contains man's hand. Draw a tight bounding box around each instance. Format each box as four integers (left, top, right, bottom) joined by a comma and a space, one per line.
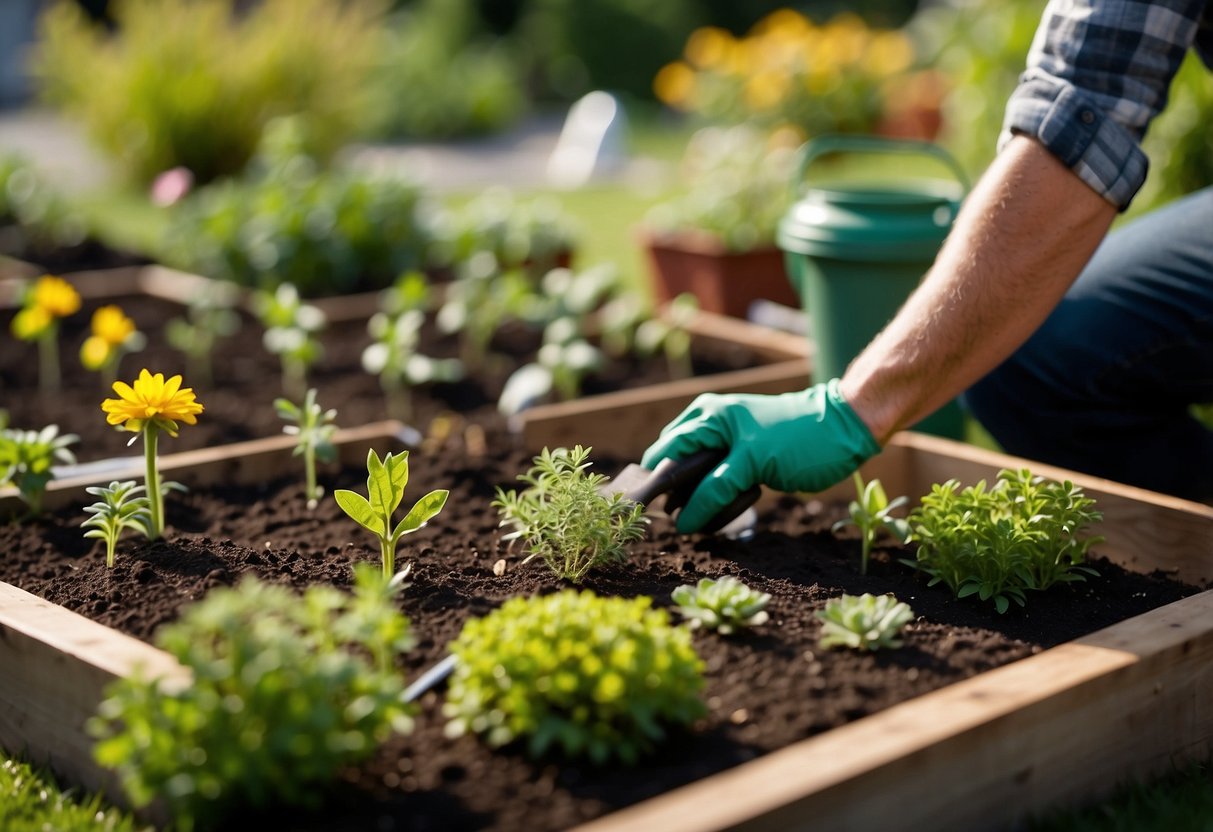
641, 379, 880, 533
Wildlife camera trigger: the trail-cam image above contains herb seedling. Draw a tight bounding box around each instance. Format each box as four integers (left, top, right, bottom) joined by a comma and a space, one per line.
493, 445, 647, 583
91, 567, 416, 831
634, 292, 698, 380
672, 576, 771, 634
362, 309, 464, 422
497, 317, 603, 417
10, 274, 81, 393
274, 388, 338, 509
80, 305, 146, 386
832, 473, 911, 575
101, 369, 204, 539
903, 469, 1103, 613
334, 449, 449, 579
81, 481, 151, 567
165, 290, 240, 388
252, 283, 326, 399
817, 593, 914, 651
444, 589, 704, 763
0, 424, 78, 516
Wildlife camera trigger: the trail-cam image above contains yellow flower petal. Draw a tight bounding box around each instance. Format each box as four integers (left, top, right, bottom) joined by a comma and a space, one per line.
99, 368, 205, 436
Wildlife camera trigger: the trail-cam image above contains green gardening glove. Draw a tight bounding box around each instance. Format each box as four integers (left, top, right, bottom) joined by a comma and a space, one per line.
641, 379, 881, 533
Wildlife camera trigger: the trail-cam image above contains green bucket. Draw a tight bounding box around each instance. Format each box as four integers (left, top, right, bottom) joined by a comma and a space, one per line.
777, 135, 968, 438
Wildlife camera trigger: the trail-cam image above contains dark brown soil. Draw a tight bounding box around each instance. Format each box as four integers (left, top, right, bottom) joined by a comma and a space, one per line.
0, 231, 151, 275
0, 436, 1198, 832
0, 292, 759, 462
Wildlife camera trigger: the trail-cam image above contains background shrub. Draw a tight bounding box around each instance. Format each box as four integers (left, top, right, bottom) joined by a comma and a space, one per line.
33, 0, 386, 185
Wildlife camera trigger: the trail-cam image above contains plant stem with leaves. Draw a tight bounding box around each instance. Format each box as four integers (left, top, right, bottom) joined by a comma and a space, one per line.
274, 389, 338, 509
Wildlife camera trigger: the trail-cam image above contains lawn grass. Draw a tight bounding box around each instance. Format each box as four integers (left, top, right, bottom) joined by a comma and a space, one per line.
0, 755, 145, 832
1031, 762, 1213, 832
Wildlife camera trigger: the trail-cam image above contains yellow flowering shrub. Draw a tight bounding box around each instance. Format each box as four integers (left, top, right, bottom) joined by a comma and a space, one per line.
655, 9, 943, 140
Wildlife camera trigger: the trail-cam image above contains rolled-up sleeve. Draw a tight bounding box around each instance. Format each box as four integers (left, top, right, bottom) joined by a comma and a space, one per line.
999, 0, 1209, 209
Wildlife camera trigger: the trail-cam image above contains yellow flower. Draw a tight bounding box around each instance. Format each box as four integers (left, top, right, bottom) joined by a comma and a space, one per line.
81, 336, 113, 371
90, 305, 137, 346
102, 369, 204, 436
31, 275, 81, 318
653, 61, 697, 108
685, 26, 733, 70
11, 305, 52, 341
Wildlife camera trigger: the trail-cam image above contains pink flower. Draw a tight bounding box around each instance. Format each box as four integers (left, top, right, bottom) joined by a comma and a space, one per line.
150, 167, 194, 207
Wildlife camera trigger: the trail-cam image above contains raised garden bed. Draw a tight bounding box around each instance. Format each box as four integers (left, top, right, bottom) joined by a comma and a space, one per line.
1, 422, 1210, 830
0, 266, 809, 463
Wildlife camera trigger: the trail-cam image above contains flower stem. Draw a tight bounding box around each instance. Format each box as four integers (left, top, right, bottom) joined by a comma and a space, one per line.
305, 440, 318, 509
38, 330, 59, 394
380, 536, 395, 579
144, 426, 163, 539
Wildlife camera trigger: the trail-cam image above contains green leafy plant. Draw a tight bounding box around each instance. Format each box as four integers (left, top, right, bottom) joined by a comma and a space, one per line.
903, 469, 1104, 613
90, 567, 415, 832
252, 283, 326, 399
432, 188, 578, 276
444, 589, 706, 763
671, 576, 771, 634
494, 445, 647, 583
81, 481, 152, 568
497, 316, 604, 417
435, 255, 536, 370
274, 389, 338, 510
163, 119, 433, 296
165, 290, 241, 389
34, 0, 385, 185
816, 593, 914, 651
334, 449, 449, 579
0, 424, 78, 516
634, 292, 698, 380
362, 309, 464, 422
831, 473, 911, 575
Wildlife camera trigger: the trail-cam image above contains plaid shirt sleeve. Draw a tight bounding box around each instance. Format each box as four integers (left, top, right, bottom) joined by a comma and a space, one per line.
1000, 0, 1213, 209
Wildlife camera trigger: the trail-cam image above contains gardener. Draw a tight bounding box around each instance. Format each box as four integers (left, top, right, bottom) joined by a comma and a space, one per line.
643, 0, 1213, 532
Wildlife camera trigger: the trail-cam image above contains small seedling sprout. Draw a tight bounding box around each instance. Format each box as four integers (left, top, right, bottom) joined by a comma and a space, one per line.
671, 576, 771, 635
334, 449, 448, 579
0, 424, 78, 516
165, 290, 240, 388
832, 473, 911, 575
81, 480, 152, 567
253, 283, 326, 399
274, 388, 338, 509
634, 292, 698, 380
817, 593, 914, 651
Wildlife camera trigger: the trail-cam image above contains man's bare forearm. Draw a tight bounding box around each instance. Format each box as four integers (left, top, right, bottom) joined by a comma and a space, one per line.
839, 136, 1118, 442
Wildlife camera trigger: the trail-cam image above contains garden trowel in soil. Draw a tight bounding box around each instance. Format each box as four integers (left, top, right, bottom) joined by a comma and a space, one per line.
600, 447, 761, 538
402, 449, 760, 704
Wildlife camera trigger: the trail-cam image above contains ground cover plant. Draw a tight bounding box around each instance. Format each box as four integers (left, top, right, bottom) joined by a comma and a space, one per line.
0, 434, 1201, 830
0, 423, 77, 516
0, 755, 145, 832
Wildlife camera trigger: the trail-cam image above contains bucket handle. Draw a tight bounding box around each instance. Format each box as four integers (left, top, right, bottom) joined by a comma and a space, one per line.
794, 134, 971, 195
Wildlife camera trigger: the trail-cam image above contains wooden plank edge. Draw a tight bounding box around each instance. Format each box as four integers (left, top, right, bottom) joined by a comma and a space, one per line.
684, 308, 809, 362
575, 588, 1213, 832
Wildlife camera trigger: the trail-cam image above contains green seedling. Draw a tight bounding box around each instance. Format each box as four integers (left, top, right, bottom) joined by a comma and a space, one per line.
444, 590, 704, 764
671, 576, 771, 635
81, 480, 152, 568
497, 317, 603, 417
634, 292, 698, 380
0, 424, 78, 516
832, 473, 911, 575
817, 593, 914, 651
274, 388, 338, 509
165, 290, 241, 388
493, 445, 647, 583
253, 283, 326, 399
379, 270, 432, 318
436, 254, 534, 369
903, 468, 1103, 613
362, 309, 464, 422
334, 449, 449, 579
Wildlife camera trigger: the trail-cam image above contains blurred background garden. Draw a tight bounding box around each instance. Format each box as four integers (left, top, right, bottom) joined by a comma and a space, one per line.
2, 0, 1213, 828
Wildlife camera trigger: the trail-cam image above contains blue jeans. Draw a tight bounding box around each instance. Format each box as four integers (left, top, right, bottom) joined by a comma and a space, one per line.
963, 186, 1213, 501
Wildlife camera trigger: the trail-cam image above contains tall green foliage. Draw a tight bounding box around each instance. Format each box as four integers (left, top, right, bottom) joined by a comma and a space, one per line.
34, 0, 386, 185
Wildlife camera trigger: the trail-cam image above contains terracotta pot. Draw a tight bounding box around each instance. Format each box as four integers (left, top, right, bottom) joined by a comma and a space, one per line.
638, 229, 799, 319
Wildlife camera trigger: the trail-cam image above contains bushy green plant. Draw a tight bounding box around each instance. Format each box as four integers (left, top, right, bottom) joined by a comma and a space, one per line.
832, 473, 911, 575
444, 589, 706, 763
163, 120, 434, 296
817, 593, 914, 651
274, 389, 338, 509
903, 469, 1103, 613
643, 125, 796, 252
0, 424, 78, 516
494, 445, 648, 582
335, 449, 449, 579
81, 480, 151, 568
370, 0, 526, 139
90, 568, 415, 831
33, 0, 386, 185
432, 189, 579, 277
672, 576, 770, 634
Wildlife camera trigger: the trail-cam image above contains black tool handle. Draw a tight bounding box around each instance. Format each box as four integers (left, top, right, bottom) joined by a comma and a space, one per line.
639, 448, 761, 534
